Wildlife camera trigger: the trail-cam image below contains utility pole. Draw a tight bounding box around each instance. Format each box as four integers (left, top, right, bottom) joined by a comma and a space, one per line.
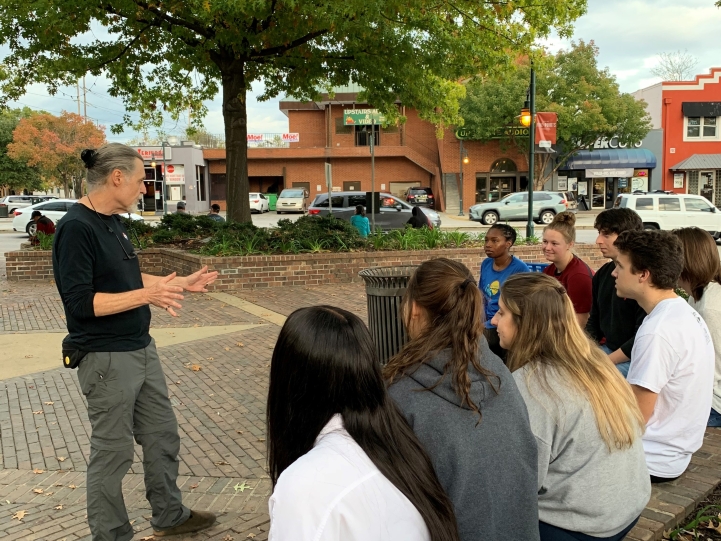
526, 64, 536, 239
370, 118, 376, 233
82, 76, 87, 120
76, 80, 81, 116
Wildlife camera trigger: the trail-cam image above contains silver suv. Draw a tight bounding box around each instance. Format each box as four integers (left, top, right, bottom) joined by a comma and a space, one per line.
1, 195, 58, 214
469, 191, 572, 226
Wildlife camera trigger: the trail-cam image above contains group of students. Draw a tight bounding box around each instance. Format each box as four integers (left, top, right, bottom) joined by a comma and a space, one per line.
264, 207, 719, 541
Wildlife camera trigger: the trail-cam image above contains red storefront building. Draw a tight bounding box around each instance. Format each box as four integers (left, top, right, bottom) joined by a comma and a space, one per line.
205, 88, 530, 213
633, 68, 721, 203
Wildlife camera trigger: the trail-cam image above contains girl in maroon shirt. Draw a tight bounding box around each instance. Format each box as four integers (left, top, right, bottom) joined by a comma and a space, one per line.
542, 211, 594, 327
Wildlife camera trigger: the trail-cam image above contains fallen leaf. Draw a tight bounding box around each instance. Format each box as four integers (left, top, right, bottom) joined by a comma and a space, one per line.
24, 355, 33, 358
190, 365, 202, 371
33, 469, 44, 474
214, 461, 230, 466
130, 519, 136, 525
234, 481, 250, 493
247, 534, 256, 539
54, 484, 63, 487
190, 483, 199, 489
140, 537, 156, 541
236, 342, 244, 347
12, 510, 27, 520
54, 504, 63, 510
44, 401, 54, 405
257, 438, 265, 442
32, 488, 43, 494
224, 347, 230, 351
56, 456, 66, 462
236, 430, 243, 434
223, 536, 234, 541
68, 484, 77, 489
32, 410, 43, 415
44, 492, 54, 496
206, 357, 214, 361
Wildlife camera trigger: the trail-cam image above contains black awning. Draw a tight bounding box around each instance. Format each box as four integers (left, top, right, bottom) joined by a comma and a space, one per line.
682, 102, 721, 117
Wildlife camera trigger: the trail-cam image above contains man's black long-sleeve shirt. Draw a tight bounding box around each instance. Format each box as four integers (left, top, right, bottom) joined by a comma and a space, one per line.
585, 261, 647, 358
52, 203, 151, 352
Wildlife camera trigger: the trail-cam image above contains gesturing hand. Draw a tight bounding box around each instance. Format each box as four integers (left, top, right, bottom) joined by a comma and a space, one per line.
184, 265, 219, 292
146, 272, 185, 317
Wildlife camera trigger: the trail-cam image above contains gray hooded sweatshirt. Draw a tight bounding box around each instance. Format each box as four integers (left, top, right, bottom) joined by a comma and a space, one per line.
388, 343, 540, 541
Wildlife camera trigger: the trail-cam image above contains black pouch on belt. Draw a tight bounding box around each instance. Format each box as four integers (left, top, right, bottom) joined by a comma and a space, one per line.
61, 336, 87, 369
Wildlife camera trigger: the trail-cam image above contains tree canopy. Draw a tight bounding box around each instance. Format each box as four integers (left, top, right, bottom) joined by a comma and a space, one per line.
459, 41, 652, 189
650, 50, 698, 82
8, 112, 106, 198
0, 108, 42, 195
0, 0, 587, 222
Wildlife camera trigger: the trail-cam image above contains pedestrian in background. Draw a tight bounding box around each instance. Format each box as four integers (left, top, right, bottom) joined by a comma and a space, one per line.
478, 224, 529, 362
542, 211, 593, 326
267, 305, 459, 541
673, 227, 721, 427
385, 258, 539, 541
614, 229, 713, 482
52, 143, 218, 540
176, 201, 187, 213
586, 208, 646, 377
350, 204, 370, 237
30, 210, 56, 245
208, 203, 225, 223
493, 273, 649, 541
407, 206, 428, 229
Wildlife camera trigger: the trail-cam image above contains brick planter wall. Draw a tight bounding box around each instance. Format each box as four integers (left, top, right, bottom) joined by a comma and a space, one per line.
6, 245, 606, 288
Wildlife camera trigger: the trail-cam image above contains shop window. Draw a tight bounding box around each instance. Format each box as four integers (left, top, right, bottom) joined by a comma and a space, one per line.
659, 197, 680, 211
686, 117, 718, 139
475, 175, 488, 203
335, 117, 352, 135
636, 197, 654, 210
355, 125, 380, 146
490, 158, 517, 173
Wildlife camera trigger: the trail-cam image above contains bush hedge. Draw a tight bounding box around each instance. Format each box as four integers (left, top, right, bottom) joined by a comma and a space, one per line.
120, 214, 541, 256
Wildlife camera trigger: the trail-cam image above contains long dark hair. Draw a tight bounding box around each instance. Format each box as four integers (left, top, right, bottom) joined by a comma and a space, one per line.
267, 305, 459, 541
384, 258, 498, 420
673, 227, 721, 301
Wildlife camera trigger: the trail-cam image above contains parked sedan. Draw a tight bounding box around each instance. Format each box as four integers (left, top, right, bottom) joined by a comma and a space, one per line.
249, 193, 270, 213
469, 191, 571, 226
13, 199, 144, 236
308, 192, 442, 230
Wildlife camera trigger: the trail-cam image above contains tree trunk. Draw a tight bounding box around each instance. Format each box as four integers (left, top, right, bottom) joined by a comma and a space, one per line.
73, 175, 83, 199
63, 178, 70, 199
221, 64, 252, 223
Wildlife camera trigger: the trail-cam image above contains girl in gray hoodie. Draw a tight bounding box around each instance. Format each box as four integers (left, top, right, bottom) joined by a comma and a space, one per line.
386, 258, 540, 541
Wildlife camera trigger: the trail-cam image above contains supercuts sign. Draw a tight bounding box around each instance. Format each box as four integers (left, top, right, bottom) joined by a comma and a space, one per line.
592, 137, 642, 149
136, 147, 171, 161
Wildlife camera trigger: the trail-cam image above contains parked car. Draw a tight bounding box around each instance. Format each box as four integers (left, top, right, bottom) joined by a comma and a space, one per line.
404, 187, 436, 209
249, 192, 270, 213
308, 192, 442, 230
554, 191, 578, 211
1, 195, 58, 214
276, 188, 309, 214
469, 191, 572, 226
614, 192, 721, 238
13, 199, 144, 236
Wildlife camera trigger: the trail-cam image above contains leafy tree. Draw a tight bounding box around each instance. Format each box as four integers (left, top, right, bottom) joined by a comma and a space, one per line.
8, 112, 106, 198
650, 50, 698, 82
0, 108, 43, 195
460, 41, 652, 189
0, 0, 587, 222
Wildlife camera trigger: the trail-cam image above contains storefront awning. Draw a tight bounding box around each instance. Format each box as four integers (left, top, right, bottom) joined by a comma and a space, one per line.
564, 148, 657, 170
670, 154, 721, 170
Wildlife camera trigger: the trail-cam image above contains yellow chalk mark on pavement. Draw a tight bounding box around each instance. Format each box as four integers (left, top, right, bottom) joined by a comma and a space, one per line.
207, 293, 287, 326
0, 323, 266, 380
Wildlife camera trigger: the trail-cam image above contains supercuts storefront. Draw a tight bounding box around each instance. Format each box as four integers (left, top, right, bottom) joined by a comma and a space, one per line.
563, 145, 658, 209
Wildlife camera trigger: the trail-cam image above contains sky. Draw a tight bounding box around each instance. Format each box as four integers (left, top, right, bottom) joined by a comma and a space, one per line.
5, 0, 721, 143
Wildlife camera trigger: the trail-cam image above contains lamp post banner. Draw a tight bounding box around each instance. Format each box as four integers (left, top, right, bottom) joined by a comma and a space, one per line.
535, 112, 557, 145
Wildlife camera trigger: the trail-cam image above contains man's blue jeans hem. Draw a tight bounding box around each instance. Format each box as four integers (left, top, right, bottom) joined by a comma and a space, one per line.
709, 408, 721, 427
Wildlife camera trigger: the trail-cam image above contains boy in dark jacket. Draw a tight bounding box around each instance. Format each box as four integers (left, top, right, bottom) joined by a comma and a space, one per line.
586, 208, 647, 377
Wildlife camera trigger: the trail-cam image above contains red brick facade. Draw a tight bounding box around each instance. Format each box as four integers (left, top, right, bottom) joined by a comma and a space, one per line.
205, 95, 529, 213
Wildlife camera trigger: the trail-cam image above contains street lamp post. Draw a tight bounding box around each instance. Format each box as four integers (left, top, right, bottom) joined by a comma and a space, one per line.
520, 64, 536, 238
161, 141, 168, 215
458, 139, 469, 216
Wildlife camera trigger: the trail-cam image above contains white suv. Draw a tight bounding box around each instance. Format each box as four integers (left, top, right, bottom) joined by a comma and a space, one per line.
614, 192, 721, 238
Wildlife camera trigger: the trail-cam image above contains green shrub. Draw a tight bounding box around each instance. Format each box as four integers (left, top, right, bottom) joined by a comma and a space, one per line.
36, 232, 54, 250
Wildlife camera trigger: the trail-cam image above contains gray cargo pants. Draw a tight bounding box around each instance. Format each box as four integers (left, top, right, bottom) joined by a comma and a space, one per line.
77, 338, 190, 541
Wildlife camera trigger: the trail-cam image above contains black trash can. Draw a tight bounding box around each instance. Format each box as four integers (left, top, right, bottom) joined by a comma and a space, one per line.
359, 266, 418, 363
0, 205, 8, 218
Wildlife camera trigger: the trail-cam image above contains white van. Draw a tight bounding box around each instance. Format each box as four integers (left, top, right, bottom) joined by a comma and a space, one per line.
614, 192, 721, 238
276, 188, 309, 214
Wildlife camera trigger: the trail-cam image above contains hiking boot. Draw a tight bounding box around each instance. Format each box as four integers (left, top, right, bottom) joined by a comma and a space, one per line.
153, 510, 216, 537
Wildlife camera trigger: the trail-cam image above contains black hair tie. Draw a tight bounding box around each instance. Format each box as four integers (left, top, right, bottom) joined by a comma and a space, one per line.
460, 277, 475, 290
81, 149, 98, 169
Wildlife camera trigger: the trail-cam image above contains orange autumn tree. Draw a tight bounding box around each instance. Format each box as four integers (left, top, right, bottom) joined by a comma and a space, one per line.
8, 111, 106, 198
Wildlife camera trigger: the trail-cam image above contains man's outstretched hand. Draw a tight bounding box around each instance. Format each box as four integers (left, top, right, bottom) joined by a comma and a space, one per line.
182, 266, 219, 292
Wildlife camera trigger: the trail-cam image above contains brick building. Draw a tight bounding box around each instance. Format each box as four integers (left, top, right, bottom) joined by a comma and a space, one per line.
204, 88, 529, 213
633, 68, 721, 203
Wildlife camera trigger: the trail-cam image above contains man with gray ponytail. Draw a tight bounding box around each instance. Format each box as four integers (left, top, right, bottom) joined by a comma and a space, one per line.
52, 143, 218, 540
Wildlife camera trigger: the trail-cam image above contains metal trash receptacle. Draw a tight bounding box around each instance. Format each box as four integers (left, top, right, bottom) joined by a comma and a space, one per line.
359, 266, 418, 363
0, 205, 7, 218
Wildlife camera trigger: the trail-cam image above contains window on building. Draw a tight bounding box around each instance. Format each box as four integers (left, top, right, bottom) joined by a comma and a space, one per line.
635, 197, 654, 210
687, 117, 718, 139
335, 117, 352, 135
355, 125, 380, 147
196, 165, 206, 202
659, 197, 681, 211
490, 158, 517, 173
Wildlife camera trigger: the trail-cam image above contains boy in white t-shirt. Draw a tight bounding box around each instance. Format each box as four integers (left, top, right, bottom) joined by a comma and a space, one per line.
613, 229, 714, 482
